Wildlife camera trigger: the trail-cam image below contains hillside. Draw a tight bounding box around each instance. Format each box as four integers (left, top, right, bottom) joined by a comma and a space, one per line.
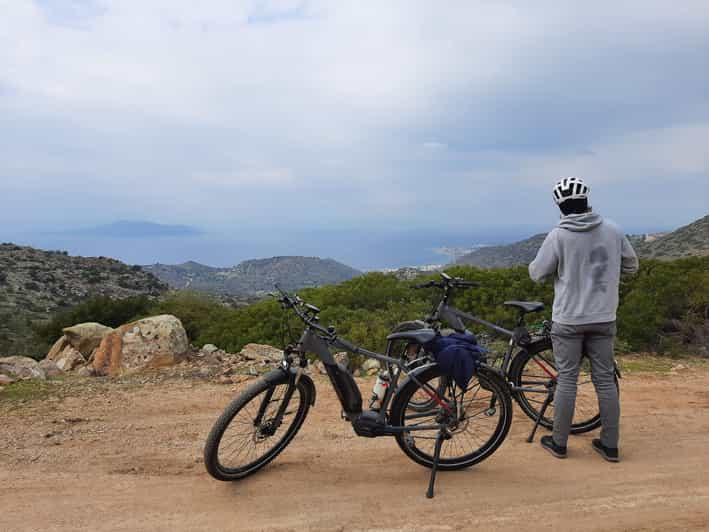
455, 234, 547, 268
144, 256, 361, 295
456, 214, 708, 267
634, 215, 709, 259
0, 243, 167, 356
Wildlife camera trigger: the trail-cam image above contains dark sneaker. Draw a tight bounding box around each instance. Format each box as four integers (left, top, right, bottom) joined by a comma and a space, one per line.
592, 438, 619, 462
540, 435, 567, 459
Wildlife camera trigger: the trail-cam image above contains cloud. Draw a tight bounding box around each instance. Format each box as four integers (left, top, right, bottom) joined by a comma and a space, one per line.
0, 1, 708, 236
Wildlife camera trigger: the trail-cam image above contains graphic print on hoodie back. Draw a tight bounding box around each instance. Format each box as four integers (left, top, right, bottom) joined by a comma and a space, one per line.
529, 212, 639, 325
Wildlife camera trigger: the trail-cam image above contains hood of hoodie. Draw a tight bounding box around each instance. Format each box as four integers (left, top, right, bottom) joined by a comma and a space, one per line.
558, 211, 603, 232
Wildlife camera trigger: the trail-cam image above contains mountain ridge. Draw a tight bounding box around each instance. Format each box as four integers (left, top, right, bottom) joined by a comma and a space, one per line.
456, 214, 709, 268
143, 256, 361, 295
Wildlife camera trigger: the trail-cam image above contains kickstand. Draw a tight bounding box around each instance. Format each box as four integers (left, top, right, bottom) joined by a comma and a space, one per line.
526, 388, 554, 443
426, 428, 446, 499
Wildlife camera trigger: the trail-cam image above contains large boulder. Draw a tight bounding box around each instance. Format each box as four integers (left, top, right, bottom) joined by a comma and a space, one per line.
92, 315, 189, 376
62, 322, 114, 358
0, 356, 46, 381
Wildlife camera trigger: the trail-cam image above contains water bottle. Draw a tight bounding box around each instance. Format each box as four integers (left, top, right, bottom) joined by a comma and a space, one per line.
369, 371, 390, 411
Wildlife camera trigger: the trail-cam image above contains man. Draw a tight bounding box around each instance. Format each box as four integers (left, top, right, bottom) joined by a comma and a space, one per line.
529, 177, 639, 462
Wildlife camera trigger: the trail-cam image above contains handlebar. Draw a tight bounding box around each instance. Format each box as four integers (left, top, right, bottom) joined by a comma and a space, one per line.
412, 274, 480, 291
273, 285, 334, 338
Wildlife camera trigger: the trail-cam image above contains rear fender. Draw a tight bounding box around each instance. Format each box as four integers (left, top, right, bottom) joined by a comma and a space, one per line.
398, 362, 439, 392
262, 367, 317, 406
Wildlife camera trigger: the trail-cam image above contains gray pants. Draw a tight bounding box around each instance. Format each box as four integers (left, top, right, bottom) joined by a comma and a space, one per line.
551, 321, 619, 448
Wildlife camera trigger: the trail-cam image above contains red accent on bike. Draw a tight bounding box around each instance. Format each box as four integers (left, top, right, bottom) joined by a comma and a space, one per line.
421, 387, 453, 414
533, 356, 556, 379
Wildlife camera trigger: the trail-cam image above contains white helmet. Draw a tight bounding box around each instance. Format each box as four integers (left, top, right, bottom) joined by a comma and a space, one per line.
552, 177, 589, 205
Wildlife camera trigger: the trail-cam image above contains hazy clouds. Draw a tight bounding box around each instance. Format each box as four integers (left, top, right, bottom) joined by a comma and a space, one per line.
2, 1, 708, 237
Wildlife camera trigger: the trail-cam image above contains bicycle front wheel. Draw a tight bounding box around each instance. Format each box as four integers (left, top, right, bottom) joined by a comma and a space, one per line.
391, 365, 512, 471
204, 373, 311, 481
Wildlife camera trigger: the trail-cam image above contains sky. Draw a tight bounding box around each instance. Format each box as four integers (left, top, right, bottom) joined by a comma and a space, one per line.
1, 1, 708, 268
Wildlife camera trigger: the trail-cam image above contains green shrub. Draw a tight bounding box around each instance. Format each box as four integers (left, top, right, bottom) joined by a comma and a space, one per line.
33, 295, 153, 347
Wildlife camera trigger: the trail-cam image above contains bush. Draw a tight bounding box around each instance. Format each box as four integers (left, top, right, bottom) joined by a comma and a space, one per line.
33, 295, 153, 347
28, 256, 709, 359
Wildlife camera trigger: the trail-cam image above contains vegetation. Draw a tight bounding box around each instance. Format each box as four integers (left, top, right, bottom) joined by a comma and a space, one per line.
15, 257, 704, 360
33, 295, 153, 349
0, 243, 167, 358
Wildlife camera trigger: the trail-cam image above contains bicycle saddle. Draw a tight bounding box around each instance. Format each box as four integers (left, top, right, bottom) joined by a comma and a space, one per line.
503, 301, 544, 313
386, 329, 436, 344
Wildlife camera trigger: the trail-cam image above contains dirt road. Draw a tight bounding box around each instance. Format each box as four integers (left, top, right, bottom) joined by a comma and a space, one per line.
2, 366, 708, 532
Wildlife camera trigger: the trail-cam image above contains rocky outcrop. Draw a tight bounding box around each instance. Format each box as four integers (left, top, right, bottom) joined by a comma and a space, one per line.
62, 323, 114, 358
92, 315, 189, 376
46, 322, 112, 371
54, 347, 86, 372
0, 356, 46, 381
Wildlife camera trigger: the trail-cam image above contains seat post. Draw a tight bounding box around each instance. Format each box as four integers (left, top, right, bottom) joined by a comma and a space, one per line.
515, 311, 525, 327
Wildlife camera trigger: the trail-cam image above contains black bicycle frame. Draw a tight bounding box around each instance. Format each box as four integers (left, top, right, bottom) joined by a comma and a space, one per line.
296, 327, 450, 432
427, 300, 551, 396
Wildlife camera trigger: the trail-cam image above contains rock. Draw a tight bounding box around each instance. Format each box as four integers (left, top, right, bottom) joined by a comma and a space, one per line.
0, 374, 14, 385
0, 356, 46, 380
76, 365, 95, 378
92, 315, 189, 376
62, 322, 114, 357
362, 358, 380, 375
334, 352, 350, 369
216, 375, 232, 385
46, 336, 70, 361
239, 343, 282, 363
54, 347, 87, 372
38, 359, 62, 378
201, 344, 219, 354
315, 360, 327, 375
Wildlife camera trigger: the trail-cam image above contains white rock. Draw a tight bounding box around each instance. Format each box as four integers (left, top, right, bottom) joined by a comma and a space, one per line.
362, 358, 381, 373
201, 344, 219, 354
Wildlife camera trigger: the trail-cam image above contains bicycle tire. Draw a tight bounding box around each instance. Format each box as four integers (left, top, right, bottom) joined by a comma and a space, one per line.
204, 374, 311, 481
509, 338, 618, 434
391, 365, 512, 471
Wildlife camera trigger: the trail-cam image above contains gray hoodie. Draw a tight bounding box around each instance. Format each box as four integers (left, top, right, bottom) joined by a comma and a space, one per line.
529, 212, 639, 325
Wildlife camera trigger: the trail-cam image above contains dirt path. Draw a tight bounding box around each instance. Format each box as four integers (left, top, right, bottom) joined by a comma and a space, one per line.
2, 367, 709, 532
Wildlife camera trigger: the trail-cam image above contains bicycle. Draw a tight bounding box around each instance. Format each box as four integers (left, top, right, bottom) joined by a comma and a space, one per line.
204, 286, 513, 498
393, 272, 620, 443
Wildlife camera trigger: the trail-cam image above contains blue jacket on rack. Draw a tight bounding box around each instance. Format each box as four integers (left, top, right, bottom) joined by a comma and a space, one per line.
424, 332, 486, 390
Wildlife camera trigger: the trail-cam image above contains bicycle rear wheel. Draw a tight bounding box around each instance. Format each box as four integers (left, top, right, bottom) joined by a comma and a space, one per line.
204, 373, 311, 481
391, 365, 512, 471
510, 338, 617, 434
